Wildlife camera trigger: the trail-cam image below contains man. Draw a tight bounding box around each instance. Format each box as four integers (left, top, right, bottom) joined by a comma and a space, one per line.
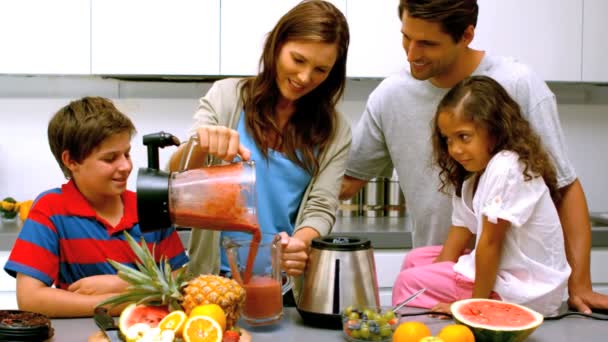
340, 0, 608, 313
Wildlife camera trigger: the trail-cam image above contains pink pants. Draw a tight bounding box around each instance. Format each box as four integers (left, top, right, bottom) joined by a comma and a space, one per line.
391, 245, 500, 308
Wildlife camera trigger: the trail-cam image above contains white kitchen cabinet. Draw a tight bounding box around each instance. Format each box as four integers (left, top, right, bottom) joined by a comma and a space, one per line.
0, 0, 90, 74
220, 0, 346, 76
346, 0, 405, 78
91, 0, 220, 75
582, 0, 608, 82
472, 0, 583, 82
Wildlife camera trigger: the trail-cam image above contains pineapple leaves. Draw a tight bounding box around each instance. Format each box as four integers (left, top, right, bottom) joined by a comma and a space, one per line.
95, 231, 184, 310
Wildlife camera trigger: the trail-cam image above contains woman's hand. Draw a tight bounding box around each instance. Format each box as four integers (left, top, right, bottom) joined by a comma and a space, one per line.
278, 232, 309, 276
196, 125, 251, 162
67, 275, 128, 295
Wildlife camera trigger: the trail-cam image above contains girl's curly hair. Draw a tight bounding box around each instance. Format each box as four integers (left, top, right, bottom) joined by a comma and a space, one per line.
431, 75, 561, 203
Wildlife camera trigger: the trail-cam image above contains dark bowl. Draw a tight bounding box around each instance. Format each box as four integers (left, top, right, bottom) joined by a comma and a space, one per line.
0, 310, 54, 341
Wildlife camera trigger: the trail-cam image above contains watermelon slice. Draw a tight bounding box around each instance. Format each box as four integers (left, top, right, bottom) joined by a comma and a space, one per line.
451, 299, 543, 342
118, 303, 170, 339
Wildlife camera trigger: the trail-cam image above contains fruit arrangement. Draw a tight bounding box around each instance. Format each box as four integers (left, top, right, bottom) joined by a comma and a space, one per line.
0, 197, 33, 221
98, 232, 246, 342
117, 303, 241, 342
341, 306, 399, 341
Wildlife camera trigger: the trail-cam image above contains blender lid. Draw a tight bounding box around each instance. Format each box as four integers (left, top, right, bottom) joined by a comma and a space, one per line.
311, 235, 371, 251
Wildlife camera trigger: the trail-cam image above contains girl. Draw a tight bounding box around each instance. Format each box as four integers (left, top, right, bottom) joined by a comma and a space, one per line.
168, 0, 350, 302
391, 75, 571, 316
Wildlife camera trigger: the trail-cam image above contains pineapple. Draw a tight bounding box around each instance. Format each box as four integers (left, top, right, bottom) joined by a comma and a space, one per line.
98, 232, 246, 329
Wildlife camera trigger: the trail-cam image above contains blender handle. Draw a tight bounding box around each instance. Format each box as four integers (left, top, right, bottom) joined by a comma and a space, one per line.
179, 135, 246, 171
178, 136, 198, 171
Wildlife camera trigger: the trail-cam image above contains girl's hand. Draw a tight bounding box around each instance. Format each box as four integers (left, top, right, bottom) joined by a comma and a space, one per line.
430, 302, 453, 319
196, 125, 251, 161
277, 232, 309, 276
67, 275, 128, 295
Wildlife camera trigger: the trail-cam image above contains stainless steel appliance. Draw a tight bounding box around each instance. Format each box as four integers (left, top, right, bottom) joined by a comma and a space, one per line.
296, 235, 380, 329
385, 171, 405, 217
363, 178, 385, 217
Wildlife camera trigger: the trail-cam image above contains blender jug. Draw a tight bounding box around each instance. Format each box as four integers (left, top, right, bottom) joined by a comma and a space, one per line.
136, 132, 258, 232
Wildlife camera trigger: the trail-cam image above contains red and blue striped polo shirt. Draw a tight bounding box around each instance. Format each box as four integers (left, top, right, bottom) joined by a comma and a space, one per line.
4, 180, 188, 289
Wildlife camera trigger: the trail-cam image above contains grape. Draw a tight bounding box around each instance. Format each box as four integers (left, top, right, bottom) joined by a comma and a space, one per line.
380, 324, 392, 337
359, 326, 370, 339
383, 310, 395, 321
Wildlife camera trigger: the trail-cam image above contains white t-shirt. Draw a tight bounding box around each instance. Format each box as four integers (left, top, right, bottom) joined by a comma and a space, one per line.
452, 151, 571, 316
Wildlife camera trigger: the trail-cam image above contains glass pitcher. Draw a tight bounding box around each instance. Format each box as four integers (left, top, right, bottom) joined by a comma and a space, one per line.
222, 233, 293, 326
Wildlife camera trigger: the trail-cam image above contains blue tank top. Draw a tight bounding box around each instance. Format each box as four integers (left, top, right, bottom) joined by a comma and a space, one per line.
220, 112, 312, 271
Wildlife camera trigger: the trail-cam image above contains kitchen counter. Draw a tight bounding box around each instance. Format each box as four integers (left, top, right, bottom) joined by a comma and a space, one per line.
50, 307, 608, 341
2, 216, 608, 251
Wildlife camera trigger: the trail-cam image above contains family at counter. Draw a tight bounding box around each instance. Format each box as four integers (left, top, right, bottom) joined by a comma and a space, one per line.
2, 0, 607, 332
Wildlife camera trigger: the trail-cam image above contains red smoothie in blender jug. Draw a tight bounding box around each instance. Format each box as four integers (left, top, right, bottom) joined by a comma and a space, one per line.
136, 132, 262, 284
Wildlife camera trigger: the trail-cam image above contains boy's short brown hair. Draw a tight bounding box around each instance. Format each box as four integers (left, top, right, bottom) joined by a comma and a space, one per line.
48, 96, 136, 178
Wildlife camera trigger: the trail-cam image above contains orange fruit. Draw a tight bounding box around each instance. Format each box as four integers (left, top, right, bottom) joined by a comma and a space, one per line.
158, 310, 187, 336
437, 324, 475, 342
189, 304, 227, 331
183, 316, 223, 342
392, 321, 431, 342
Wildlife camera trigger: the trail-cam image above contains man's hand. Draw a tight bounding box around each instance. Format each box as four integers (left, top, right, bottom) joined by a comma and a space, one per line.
67, 275, 128, 295
278, 232, 309, 276
568, 286, 608, 314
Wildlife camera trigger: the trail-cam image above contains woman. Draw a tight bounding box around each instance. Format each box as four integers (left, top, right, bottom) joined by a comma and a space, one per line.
169, 0, 350, 300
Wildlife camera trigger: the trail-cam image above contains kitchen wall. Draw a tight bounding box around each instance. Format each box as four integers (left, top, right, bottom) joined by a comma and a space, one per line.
0, 75, 607, 212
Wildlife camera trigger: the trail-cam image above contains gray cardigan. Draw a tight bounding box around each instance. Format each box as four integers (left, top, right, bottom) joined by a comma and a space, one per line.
186, 78, 351, 299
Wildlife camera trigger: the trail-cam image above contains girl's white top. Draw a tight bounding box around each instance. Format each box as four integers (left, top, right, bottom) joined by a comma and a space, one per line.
452, 150, 571, 316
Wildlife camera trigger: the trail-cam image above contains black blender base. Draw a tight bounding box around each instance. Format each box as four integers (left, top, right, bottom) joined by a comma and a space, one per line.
296, 308, 342, 330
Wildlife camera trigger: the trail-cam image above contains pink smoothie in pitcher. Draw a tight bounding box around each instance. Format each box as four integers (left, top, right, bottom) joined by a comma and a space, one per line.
242, 275, 282, 319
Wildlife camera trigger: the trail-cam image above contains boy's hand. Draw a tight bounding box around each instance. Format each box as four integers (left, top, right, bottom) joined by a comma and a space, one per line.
68, 275, 128, 295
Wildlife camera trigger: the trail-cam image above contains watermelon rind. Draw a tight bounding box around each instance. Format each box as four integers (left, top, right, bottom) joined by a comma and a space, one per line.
451, 299, 543, 342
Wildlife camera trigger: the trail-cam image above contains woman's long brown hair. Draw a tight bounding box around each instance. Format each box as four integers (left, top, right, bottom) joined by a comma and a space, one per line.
239, 0, 349, 175
432, 76, 562, 203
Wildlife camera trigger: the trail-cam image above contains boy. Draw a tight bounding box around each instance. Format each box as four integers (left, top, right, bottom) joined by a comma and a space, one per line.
4, 97, 188, 317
